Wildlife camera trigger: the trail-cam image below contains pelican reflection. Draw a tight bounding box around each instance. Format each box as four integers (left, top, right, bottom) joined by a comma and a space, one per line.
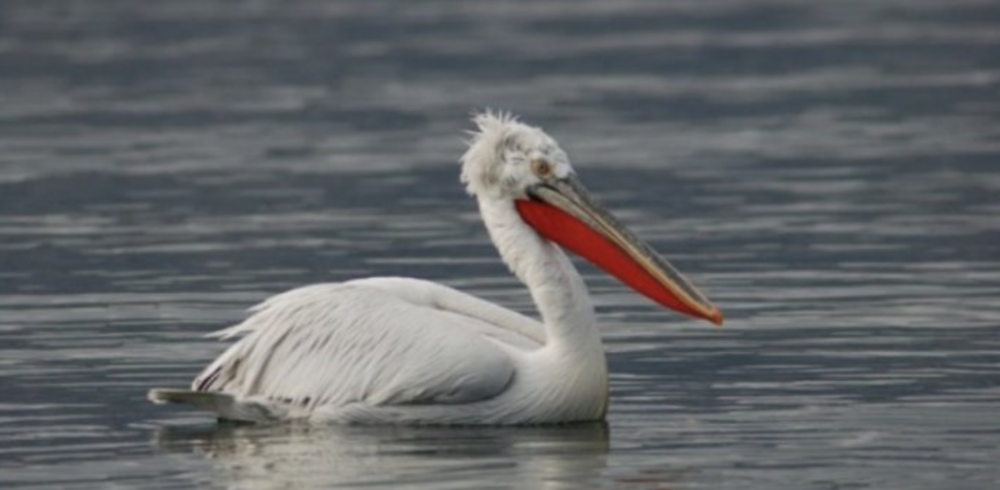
154, 421, 609, 489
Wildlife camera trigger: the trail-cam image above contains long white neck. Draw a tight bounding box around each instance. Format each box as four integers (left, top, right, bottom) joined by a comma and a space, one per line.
477, 197, 602, 354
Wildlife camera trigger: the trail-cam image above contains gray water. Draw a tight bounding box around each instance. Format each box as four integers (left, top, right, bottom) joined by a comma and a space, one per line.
1, 0, 999, 488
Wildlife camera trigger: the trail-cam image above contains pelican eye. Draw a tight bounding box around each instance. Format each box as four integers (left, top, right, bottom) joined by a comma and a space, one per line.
531, 158, 553, 179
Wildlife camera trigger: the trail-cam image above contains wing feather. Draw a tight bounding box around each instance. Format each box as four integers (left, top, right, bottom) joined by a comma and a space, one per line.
194, 280, 536, 411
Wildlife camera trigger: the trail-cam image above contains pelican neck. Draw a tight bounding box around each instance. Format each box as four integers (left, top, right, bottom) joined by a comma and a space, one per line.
476, 197, 602, 353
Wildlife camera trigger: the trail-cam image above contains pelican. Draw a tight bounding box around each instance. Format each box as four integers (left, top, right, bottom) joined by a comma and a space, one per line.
149, 112, 723, 425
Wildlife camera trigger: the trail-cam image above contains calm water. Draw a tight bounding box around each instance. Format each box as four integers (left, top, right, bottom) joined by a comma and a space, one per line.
1, 0, 999, 488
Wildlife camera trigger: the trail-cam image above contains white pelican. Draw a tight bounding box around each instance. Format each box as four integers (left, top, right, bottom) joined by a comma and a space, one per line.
149, 112, 722, 425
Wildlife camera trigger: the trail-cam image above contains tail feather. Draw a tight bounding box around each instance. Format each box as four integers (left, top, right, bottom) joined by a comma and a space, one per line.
148, 388, 276, 423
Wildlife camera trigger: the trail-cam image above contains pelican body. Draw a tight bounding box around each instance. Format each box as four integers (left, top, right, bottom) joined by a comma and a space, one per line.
149, 112, 722, 425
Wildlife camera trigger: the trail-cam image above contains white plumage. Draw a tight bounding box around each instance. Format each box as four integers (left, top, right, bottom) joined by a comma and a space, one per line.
149, 111, 721, 425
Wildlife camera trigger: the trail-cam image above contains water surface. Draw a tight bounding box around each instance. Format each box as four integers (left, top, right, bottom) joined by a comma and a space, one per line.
1, 1, 999, 489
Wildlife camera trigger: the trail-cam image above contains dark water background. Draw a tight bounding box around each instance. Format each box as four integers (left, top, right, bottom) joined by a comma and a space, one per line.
1, 0, 999, 488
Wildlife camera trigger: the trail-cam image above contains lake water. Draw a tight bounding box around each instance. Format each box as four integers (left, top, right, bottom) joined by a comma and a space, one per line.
1, 0, 999, 488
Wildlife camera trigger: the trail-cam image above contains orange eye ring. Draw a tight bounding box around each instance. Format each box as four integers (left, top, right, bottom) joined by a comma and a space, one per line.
531, 158, 552, 179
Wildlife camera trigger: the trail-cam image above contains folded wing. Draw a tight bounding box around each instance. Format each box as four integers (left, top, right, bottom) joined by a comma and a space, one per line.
193, 278, 543, 413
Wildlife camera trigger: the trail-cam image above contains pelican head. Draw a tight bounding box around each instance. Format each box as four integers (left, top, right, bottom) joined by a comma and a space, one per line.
460, 111, 574, 200
460, 110, 723, 326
